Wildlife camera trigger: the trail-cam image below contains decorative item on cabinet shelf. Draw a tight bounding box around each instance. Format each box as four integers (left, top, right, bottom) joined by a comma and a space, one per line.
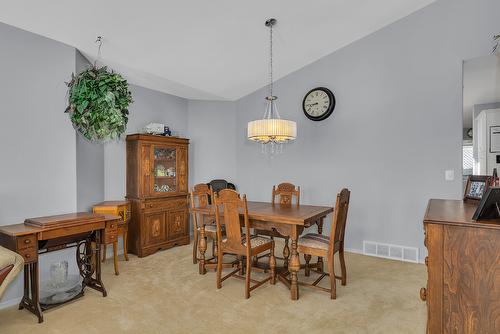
144, 123, 174, 137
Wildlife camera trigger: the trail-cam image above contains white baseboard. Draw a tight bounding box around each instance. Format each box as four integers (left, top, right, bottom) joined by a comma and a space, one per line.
0, 297, 22, 310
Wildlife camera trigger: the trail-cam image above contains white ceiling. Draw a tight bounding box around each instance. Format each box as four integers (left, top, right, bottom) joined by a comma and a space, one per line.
0, 0, 436, 101
463, 54, 500, 128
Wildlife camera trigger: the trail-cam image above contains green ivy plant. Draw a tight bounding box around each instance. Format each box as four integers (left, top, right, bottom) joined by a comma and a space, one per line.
65, 66, 133, 142
494, 35, 500, 53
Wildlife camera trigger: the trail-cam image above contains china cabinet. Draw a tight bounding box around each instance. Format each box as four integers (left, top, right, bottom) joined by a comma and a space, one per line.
126, 134, 189, 257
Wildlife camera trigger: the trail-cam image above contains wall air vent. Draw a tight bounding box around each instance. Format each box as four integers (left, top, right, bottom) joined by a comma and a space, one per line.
363, 241, 419, 263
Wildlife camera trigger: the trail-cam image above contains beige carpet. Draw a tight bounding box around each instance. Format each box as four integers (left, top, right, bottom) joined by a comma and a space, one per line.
0, 241, 427, 334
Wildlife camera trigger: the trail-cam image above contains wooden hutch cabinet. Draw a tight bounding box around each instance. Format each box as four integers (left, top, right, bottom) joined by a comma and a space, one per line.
126, 134, 189, 257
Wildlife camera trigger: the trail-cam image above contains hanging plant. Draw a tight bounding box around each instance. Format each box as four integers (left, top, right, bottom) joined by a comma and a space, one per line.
65, 65, 133, 142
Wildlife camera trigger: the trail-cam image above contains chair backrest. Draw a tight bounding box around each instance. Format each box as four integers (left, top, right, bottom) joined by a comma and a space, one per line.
329, 188, 351, 253
190, 183, 213, 230
272, 183, 300, 206
208, 179, 229, 194
214, 189, 250, 253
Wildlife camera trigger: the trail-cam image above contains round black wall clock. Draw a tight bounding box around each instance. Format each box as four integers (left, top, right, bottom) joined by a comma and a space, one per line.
302, 87, 336, 121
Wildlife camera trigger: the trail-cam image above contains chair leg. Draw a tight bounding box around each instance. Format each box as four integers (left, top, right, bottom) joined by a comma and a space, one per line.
270, 244, 276, 285
113, 242, 119, 275
238, 255, 244, 275
327, 257, 336, 299
304, 254, 312, 277
216, 249, 223, 289
212, 239, 216, 258
101, 244, 107, 262
339, 248, 347, 286
123, 230, 129, 261
192, 231, 198, 264
245, 254, 251, 299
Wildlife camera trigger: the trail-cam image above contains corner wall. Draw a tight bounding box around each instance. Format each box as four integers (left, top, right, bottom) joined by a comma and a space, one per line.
187, 100, 237, 187
0, 22, 77, 305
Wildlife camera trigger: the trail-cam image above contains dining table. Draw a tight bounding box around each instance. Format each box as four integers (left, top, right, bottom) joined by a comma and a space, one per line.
191, 201, 333, 300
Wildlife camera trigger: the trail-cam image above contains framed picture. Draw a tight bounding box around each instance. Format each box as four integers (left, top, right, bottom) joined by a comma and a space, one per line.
490, 126, 500, 153
464, 175, 491, 201
472, 187, 500, 220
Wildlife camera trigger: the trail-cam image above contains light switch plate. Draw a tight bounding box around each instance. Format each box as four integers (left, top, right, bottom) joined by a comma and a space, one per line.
445, 169, 455, 181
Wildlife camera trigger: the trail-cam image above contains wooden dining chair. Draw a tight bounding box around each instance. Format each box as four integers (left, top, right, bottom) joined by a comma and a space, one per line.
214, 189, 276, 298
190, 184, 216, 265
297, 188, 350, 299
254, 183, 300, 267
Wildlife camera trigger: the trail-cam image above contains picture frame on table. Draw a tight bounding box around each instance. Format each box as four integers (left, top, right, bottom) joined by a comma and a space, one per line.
464, 175, 492, 201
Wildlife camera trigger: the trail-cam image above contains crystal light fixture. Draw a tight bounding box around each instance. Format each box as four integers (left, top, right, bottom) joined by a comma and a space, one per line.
247, 18, 296, 154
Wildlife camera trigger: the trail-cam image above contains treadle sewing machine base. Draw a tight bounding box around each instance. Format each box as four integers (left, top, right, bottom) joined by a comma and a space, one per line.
0, 212, 121, 323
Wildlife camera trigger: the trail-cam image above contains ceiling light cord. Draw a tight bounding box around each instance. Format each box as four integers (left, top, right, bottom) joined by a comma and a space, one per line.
94, 36, 103, 67
269, 22, 273, 98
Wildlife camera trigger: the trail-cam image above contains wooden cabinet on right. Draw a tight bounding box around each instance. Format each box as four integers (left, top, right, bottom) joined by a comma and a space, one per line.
422, 199, 500, 333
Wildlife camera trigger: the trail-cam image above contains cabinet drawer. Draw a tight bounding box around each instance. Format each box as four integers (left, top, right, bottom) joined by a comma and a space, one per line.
17, 235, 37, 250
19, 247, 37, 263
103, 219, 119, 244
143, 199, 186, 212
104, 230, 118, 244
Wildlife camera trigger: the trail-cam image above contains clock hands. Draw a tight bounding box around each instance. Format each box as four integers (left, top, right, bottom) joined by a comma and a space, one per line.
305, 102, 319, 107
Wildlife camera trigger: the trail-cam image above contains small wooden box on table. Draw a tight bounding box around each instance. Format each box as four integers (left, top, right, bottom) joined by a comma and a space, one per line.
422, 199, 500, 333
0, 212, 121, 323
93, 200, 131, 275
126, 134, 190, 258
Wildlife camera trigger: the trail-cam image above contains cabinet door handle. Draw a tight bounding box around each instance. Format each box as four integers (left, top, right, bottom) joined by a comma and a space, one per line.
420, 287, 427, 301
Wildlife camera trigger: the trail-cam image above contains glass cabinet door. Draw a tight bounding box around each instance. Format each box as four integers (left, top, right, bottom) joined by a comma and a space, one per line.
152, 146, 177, 194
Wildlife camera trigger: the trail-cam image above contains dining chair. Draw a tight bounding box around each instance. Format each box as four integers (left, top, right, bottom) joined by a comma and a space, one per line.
254, 182, 300, 268
297, 188, 350, 299
207, 179, 236, 196
214, 189, 276, 298
190, 184, 216, 265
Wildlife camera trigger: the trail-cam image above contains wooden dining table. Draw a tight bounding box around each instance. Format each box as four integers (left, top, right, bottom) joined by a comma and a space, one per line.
191, 201, 333, 300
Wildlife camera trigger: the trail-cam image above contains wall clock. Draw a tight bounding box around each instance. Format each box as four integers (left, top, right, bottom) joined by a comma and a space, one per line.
302, 87, 336, 121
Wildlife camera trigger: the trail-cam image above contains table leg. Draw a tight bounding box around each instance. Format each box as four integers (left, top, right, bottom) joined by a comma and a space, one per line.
289, 226, 301, 300
30, 263, 43, 323
198, 225, 207, 275
18, 263, 43, 323
283, 238, 290, 269
19, 264, 29, 310
94, 230, 107, 297
123, 228, 129, 261
316, 217, 324, 273
77, 232, 107, 297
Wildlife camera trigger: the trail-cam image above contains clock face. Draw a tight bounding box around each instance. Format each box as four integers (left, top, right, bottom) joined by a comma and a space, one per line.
302, 87, 335, 121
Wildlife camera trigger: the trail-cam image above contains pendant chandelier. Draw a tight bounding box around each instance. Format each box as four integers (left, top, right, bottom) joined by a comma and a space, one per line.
247, 18, 296, 154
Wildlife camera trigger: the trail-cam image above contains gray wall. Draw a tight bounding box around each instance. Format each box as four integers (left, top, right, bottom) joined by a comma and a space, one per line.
0, 22, 78, 305
234, 0, 500, 260
75, 51, 105, 211
187, 100, 237, 187
104, 84, 188, 199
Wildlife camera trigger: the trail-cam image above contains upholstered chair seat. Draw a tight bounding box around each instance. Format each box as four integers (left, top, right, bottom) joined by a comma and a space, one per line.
298, 233, 330, 251
197, 224, 218, 233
